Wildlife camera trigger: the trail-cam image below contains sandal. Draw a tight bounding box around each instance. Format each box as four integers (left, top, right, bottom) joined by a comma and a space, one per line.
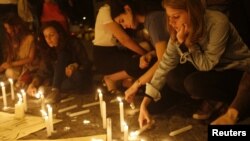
102, 77, 123, 96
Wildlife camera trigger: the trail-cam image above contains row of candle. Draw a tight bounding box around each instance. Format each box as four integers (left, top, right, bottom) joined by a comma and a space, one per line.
97, 89, 129, 141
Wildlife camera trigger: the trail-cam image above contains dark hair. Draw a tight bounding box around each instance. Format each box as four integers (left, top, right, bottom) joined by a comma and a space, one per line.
109, 0, 164, 19
1, 13, 31, 62
40, 21, 68, 51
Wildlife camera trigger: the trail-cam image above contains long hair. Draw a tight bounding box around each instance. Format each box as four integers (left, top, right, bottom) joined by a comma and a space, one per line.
1, 13, 31, 62
109, 0, 163, 19
162, 0, 205, 47
39, 21, 69, 61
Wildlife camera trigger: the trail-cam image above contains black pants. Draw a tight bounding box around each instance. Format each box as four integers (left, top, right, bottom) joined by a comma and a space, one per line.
166, 63, 243, 103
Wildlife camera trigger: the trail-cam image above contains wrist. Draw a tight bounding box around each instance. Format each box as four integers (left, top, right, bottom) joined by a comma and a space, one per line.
136, 79, 142, 88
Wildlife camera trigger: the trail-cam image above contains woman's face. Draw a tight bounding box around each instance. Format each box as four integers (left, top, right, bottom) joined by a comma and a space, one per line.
114, 5, 138, 29
3, 23, 14, 36
43, 26, 59, 48
165, 6, 190, 32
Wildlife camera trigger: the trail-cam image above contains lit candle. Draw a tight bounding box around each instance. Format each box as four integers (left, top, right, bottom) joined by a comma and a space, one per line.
36, 91, 45, 110
21, 89, 27, 112
8, 78, 15, 100
98, 89, 103, 117
0, 82, 7, 109
47, 104, 54, 132
107, 118, 112, 141
124, 123, 128, 141
40, 110, 52, 136
14, 93, 25, 119
117, 97, 124, 132
102, 101, 106, 129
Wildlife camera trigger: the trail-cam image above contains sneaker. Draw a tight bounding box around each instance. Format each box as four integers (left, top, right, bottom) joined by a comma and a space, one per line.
192, 100, 223, 120
44, 88, 61, 104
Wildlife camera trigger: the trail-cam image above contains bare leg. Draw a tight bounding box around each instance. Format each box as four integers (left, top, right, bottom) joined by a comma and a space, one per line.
104, 70, 133, 92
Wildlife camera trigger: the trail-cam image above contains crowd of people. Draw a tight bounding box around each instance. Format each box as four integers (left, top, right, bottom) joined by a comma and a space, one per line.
0, 0, 250, 127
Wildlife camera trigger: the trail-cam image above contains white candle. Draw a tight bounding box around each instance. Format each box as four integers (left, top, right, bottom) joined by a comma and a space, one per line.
124, 123, 128, 141
101, 101, 106, 129
8, 78, 15, 100
0, 82, 7, 109
68, 109, 90, 117
60, 96, 75, 103
14, 94, 25, 119
107, 118, 112, 141
40, 110, 52, 136
58, 104, 78, 113
98, 89, 103, 117
21, 89, 27, 111
36, 91, 45, 111
47, 104, 54, 132
169, 125, 193, 136
82, 101, 99, 108
118, 97, 124, 132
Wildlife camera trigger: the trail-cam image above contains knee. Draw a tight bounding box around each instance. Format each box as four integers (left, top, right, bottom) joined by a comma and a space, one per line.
5, 68, 19, 79
166, 69, 179, 89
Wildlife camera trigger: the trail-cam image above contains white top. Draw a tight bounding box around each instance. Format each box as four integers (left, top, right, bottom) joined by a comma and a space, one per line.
0, 0, 17, 4
92, 4, 117, 46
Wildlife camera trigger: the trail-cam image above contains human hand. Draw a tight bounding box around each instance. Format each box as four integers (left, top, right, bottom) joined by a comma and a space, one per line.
65, 63, 78, 77
27, 83, 37, 97
1, 62, 12, 69
139, 53, 153, 69
125, 83, 139, 103
176, 24, 188, 44
139, 103, 152, 128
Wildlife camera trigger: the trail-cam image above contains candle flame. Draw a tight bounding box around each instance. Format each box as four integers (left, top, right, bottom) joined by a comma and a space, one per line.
117, 97, 122, 102
8, 78, 13, 84
0, 82, 4, 87
40, 109, 48, 117
17, 93, 23, 103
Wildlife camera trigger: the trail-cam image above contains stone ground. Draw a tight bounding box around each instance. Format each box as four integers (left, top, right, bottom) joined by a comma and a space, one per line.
1, 83, 250, 141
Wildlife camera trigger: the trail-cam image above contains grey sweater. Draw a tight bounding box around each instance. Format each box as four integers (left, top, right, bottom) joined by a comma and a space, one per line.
146, 10, 250, 101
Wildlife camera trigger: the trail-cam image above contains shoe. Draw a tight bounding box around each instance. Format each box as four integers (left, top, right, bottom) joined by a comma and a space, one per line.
211, 108, 239, 125
102, 77, 123, 95
44, 88, 61, 104
192, 100, 224, 120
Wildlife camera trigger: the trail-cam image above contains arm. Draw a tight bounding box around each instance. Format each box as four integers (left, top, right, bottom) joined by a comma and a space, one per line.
104, 22, 146, 55
187, 13, 229, 71
125, 41, 167, 103
11, 46, 35, 67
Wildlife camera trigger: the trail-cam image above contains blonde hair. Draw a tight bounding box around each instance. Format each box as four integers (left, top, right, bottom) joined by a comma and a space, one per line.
162, 0, 206, 47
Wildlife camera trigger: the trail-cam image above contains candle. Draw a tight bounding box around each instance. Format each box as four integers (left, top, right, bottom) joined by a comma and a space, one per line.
68, 109, 90, 117
82, 101, 99, 108
0, 82, 8, 109
8, 78, 15, 100
117, 97, 124, 132
36, 91, 45, 111
101, 101, 106, 129
124, 123, 128, 141
21, 89, 27, 111
58, 104, 78, 113
40, 110, 52, 136
14, 93, 25, 119
47, 104, 54, 132
60, 96, 75, 103
107, 118, 112, 141
169, 125, 193, 136
98, 89, 103, 117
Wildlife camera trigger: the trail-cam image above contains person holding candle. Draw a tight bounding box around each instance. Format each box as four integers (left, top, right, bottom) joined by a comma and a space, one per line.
109, 0, 170, 103
138, 0, 250, 127
26, 21, 92, 103
93, 0, 155, 95
0, 13, 37, 88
